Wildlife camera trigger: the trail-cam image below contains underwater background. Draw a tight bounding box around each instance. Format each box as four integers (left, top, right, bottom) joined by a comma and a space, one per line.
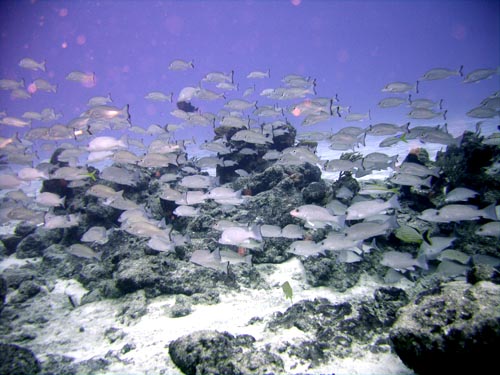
1, 1, 500, 374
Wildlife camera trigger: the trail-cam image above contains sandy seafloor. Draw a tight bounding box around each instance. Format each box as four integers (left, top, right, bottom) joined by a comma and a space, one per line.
0, 255, 414, 375
1, 128, 475, 375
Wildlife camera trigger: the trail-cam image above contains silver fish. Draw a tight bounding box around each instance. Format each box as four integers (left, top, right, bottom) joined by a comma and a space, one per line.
19, 57, 46, 71
463, 67, 500, 83
381, 251, 427, 271
419, 66, 463, 81
168, 59, 194, 71
444, 187, 478, 202
190, 249, 228, 273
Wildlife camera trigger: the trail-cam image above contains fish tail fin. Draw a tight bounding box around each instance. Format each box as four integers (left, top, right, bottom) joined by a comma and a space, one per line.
458, 65, 464, 77
87, 170, 97, 181
415, 80, 420, 94
439, 98, 444, 110
335, 215, 346, 229
402, 122, 410, 133
388, 194, 401, 211
41, 60, 47, 72
481, 203, 498, 221
443, 109, 448, 120
416, 254, 428, 270
475, 121, 483, 136
118, 134, 128, 148
361, 132, 367, 147
400, 132, 408, 143
422, 175, 433, 188
368, 109, 372, 121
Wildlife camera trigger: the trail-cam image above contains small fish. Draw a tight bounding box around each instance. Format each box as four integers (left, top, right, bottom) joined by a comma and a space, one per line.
344, 110, 371, 122
0, 174, 24, 189
144, 91, 173, 102
437, 250, 470, 265
173, 205, 200, 217
147, 235, 175, 252
281, 224, 304, 239
475, 221, 500, 237
87, 135, 128, 151
66, 71, 96, 85
466, 106, 499, 119
377, 97, 407, 108
288, 240, 325, 257
0, 78, 24, 90
35, 192, 65, 207
382, 81, 418, 93
44, 213, 81, 229
444, 187, 478, 202
345, 216, 398, 241
290, 205, 346, 229
390, 173, 432, 188
81, 226, 109, 245
419, 66, 463, 81
247, 69, 270, 79
463, 67, 500, 84
380, 251, 427, 272
17, 167, 48, 181
179, 175, 216, 189
190, 249, 228, 273
87, 93, 113, 107
346, 195, 400, 220
0, 116, 31, 128
32, 78, 57, 93
419, 236, 456, 260
395, 225, 423, 244
408, 96, 443, 109
418, 204, 498, 223
67, 244, 101, 260
398, 162, 440, 178
202, 71, 234, 84
219, 225, 262, 249
19, 57, 46, 71
408, 108, 447, 120
168, 59, 194, 71
368, 122, 409, 136
231, 129, 272, 145
281, 281, 293, 303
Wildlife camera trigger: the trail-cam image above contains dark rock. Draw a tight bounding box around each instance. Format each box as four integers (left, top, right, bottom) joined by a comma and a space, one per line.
390, 281, 500, 375
302, 252, 376, 292
1, 234, 23, 254
0, 240, 6, 258
114, 256, 230, 297
14, 222, 37, 238
0, 342, 41, 375
39, 354, 77, 375
1, 265, 36, 289
168, 330, 284, 375
268, 298, 352, 334
302, 180, 329, 204
238, 163, 322, 196
0, 276, 6, 313
9, 280, 42, 304
170, 295, 192, 318
435, 132, 500, 204
16, 228, 63, 258
104, 327, 126, 343
467, 263, 500, 285
115, 290, 148, 324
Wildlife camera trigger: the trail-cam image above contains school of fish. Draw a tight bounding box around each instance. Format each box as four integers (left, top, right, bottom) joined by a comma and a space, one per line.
1, 57, 499, 280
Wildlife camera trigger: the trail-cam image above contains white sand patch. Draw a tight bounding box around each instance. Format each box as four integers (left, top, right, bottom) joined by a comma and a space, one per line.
16, 257, 414, 374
